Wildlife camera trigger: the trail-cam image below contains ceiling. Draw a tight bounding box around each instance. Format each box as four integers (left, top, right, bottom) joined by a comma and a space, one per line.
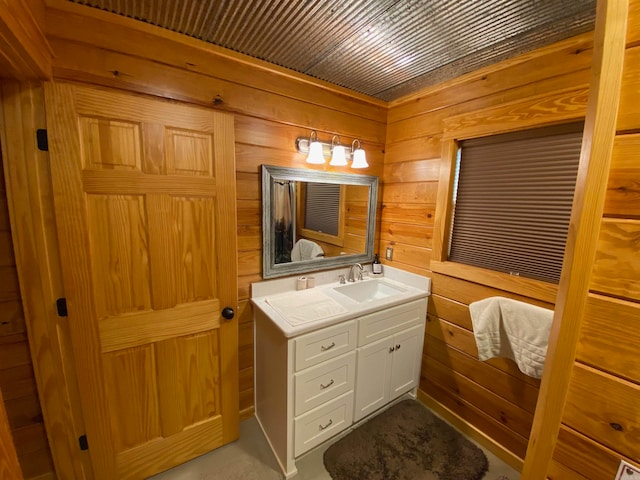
68, 0, 597, 101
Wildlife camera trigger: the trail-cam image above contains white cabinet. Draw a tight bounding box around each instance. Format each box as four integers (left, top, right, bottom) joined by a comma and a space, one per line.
389, 324, 424, 397
353, 301, 426, 422
255, 297, 427, 479
353, 324, 424, 421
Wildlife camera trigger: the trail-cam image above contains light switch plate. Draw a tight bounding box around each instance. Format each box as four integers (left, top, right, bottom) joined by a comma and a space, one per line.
385, 246, 393, 260
616, 460, 640, 480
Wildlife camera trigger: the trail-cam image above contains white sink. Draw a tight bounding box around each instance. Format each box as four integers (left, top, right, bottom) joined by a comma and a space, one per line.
333, 279, 407, 303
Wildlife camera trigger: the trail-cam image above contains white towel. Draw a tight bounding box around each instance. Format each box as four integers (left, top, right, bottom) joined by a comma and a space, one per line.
291, 239, 324, 262
469, 296, 554, 379
265, 289, 347, 326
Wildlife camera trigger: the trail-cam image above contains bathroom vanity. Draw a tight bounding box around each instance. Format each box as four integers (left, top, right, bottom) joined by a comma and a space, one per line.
252, 267, 430, 478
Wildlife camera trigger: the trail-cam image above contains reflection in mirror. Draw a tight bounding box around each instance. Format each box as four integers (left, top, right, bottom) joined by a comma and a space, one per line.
262, 165, 379, 278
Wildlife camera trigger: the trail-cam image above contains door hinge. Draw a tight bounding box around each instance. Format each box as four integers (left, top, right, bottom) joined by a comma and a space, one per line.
78, 434, 89, 451
36, 129, 48, 151
56, 298, 68, 317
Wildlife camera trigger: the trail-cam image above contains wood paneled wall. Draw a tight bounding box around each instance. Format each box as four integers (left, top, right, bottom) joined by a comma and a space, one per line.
0, 0, 52, 80
41, 0, 386, 421
0, 385, 23, 479
6, 1, 637, 477
547, 1, 640, 477
0, 151, 54, 478
385, 33, 594, 465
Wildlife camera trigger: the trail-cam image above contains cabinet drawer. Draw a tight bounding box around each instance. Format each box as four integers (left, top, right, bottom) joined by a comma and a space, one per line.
295, 320, 357, 371
294, 391, 354, 457
294, 351, 356, 416
358, 299, 426, 346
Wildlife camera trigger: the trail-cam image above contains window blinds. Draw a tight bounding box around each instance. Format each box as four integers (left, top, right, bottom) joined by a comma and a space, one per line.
449, 123, 583, 284
305, 183, 340, 235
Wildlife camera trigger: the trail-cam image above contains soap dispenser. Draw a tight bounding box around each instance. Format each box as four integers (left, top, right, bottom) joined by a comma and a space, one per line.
372, 253, 382, 275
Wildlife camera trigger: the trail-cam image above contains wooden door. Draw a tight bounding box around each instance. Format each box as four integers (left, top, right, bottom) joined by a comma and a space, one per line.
44, 82, 239, 479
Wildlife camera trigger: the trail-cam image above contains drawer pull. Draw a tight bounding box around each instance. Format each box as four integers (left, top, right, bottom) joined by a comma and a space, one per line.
320, 379, 335, 390
321, 342, 336, 352
319, 419, 333, 430
396, 344, 401, 350
389, 346, 395, 353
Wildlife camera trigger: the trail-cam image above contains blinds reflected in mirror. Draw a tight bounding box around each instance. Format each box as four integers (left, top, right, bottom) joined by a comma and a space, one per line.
304, 183, 341, 235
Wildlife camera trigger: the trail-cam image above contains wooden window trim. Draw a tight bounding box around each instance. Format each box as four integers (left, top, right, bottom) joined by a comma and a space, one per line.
431, 96, 587, 304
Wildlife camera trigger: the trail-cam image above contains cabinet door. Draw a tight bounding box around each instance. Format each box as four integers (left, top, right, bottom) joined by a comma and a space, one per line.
354, 336, 393, 422
389, 324, 424, 399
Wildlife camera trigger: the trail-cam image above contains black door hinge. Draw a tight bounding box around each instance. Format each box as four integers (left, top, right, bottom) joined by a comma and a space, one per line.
78, 434, 89, 451
56, 298, 68, 317
36, 129, 48, 151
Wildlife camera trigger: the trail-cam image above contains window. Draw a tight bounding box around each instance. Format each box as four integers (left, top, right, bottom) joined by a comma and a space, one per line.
448, 122, 583, 284
296, 182, 345, 247
304, 182, 340, 235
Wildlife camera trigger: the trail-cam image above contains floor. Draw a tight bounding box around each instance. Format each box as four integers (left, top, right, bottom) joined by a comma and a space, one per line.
149, 406, 522, 480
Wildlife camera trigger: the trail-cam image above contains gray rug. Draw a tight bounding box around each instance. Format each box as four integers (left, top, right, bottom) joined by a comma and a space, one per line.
323, 400, 488, 480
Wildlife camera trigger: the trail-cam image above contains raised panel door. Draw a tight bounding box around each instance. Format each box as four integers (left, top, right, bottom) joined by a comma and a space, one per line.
354, 336, 393, 422
389, 324, 424, 399
45, 82, 238, 480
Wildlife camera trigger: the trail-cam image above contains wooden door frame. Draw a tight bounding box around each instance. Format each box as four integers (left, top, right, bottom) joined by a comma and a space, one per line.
0, 81, 93, 479
2, 77, 242, 479
522, 0, 628, 476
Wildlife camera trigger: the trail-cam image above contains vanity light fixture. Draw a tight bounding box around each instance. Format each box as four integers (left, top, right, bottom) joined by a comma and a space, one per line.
295, 130, 368, 168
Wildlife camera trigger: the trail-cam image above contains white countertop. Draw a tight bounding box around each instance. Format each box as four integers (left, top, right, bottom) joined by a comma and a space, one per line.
251, 266, 431, 338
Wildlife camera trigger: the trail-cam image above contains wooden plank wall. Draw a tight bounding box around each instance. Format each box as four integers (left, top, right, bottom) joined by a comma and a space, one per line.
384, 33, 594, 462
42, 1, 387, 421
0, 385, 23, 479
0, 0, 52, 80
0, 154, 54, 478
549, 1, 640, 477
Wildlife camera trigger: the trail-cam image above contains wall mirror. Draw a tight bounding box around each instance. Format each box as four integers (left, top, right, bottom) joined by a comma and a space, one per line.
262, 164, 379, 278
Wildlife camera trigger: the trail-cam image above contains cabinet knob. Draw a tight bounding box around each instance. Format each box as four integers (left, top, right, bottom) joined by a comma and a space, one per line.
389, 346, 395, 353
396, 344, 401, 350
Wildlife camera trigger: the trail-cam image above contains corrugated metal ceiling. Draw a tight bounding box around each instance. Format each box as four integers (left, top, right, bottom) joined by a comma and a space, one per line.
67, 0, 596, 101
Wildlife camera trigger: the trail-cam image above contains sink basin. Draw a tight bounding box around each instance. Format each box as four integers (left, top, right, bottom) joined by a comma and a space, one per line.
333, 279, 407, 303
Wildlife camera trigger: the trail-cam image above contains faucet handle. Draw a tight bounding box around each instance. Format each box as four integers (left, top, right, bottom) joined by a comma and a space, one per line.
338, 274, 346, 284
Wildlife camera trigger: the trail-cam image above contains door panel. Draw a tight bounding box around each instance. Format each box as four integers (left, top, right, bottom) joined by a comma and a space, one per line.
389, 324, 424, 397
354, 337, 392, 422
45, 82, 239, 479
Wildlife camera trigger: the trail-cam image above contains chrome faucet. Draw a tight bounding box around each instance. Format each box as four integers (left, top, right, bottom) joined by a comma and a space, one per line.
347, 263, 363, 282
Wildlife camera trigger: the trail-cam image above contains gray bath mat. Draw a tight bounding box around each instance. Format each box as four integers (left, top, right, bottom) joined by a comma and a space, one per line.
323, 399, 488, 480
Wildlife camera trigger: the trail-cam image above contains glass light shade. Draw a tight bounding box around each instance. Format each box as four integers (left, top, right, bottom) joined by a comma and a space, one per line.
329, 145, 347, 166
351, 147, 368, 168
306, 140, 325, 164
